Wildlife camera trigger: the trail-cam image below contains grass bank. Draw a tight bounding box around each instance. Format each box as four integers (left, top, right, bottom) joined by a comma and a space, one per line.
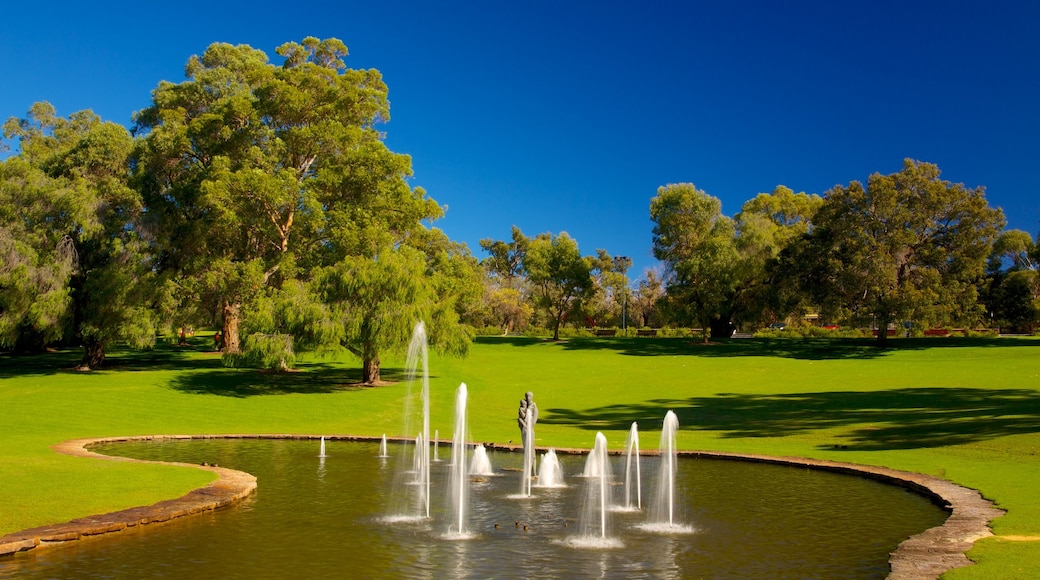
2, 335, 1039, 577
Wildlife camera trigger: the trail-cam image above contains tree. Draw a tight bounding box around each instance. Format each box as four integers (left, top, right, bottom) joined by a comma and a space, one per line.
585, 249, 632, 329
799, 159, 1004, 344
479, 225, 529, 289
479, 226, 534, 333
733, 186, 823, 327
1, 103, 155, 367
134, 37, 443, 368
989, 229, 1037, 272
982, 229, 1040, 333
650, 183, 738, 342
0, 154, 76, 351
631, 269, 666, 328
523, 232, 593, 340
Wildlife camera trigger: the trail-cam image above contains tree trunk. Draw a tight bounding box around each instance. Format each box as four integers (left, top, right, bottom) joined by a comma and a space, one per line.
79, 338, 106, 370
222, 302, 241, 355
362, 355, 381, 385
875, 317, 891, 347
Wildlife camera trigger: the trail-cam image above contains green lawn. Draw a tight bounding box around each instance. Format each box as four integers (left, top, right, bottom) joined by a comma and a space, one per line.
3, 335, 1040, 578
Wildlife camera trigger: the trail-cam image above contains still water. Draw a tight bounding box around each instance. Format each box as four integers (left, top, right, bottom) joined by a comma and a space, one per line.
1, 439, 946, 579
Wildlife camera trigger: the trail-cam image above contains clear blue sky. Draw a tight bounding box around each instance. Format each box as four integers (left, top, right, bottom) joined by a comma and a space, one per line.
3, 1, 1037, 279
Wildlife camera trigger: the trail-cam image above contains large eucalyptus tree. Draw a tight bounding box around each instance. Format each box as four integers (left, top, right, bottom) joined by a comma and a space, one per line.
134, 37, 466, 380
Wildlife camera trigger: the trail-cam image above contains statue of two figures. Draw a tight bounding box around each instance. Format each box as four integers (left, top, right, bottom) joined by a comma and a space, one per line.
518, 391, 538, 478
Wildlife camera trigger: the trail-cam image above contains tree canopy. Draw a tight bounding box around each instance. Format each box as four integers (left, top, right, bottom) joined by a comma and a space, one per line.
786, 159, 1005, 343
1, 103, 154, 367
650, 183, 738, 341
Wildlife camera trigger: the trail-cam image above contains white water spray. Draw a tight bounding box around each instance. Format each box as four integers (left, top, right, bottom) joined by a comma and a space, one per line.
623, 422, 641, 510
469, 444, 494, 476
536, 449, 565, 487
447, 383, 471, 537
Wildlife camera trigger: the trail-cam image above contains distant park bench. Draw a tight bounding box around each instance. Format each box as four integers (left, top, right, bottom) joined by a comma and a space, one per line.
636, 329, 658, 337
923, 328, 950, 337
594, 329, 617, 337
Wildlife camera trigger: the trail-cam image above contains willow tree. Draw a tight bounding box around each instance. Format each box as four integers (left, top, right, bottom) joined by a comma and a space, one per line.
799, 159, 1004, 344
650, 183, 738, 342
133, 37, 442, 365
2, 103, 155, 367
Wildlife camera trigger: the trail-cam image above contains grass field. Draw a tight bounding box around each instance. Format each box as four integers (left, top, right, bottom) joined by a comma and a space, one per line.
2, 335, 1040, 577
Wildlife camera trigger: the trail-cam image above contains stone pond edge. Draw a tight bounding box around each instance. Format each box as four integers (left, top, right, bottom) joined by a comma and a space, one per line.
0, 435, 1004, 580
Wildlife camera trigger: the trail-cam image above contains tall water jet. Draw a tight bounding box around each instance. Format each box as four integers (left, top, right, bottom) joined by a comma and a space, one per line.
379, 434, 388, 458
434, 429, 441, 462
447, 383, 471, 537
318, 436, 328, 458
536, 448, 565, 487
623, 422, 641, 510
469, 444, 494, 476
569, 433, 621, 548
404, 322, 431, 519
640, 410, 693, 533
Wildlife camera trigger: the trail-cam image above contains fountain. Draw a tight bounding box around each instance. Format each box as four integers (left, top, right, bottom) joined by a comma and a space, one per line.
536, 448, 565, 487
62, 438, 950, 579
469, 444, 494, 476
446, 383, 471, 538
434, 429, 440, 462
622, 422, 640, 511
318, 436, 328, 458
378, 434, 388, 458
640, 410, 694, 533
385, 323, 432, 521
568, 432, 622, 548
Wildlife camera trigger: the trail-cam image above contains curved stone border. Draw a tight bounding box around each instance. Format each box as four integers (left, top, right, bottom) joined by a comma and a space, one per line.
0, 435, 1004, 580
0, 436, 257, 558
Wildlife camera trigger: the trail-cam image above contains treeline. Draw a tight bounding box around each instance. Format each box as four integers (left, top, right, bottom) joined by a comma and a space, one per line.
2, 38, 1037, 378
479, 165, 1038, 344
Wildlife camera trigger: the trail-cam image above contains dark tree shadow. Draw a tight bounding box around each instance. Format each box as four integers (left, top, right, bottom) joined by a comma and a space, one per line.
167, 363, 423, 397
0, 340, 223, 378
543, 388, 1040, 451
550, 336, 1040, 360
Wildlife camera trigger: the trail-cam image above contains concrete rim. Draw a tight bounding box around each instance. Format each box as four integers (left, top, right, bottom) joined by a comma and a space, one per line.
0, 435, 1004, 579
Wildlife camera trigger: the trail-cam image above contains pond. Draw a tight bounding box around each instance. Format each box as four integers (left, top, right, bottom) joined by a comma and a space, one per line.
1, 439, 947, 579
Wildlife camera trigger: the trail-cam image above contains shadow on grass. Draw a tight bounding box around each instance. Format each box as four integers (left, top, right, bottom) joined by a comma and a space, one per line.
0, 340, 224, 379
543, 387, 1040, 451
167, 362, 419, 397
477, 335, 1040, 361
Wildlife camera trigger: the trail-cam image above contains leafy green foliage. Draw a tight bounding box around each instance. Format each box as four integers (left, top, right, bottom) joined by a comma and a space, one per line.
783, 160, 1005, 343
650, 183, 738, 340
1, 102, 153, 366
522, 232, 594, 340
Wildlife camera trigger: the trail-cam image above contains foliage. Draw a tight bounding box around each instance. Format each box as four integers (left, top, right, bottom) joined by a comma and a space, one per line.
133, 37, 441, 366
1, 102, 154, 367
982, 229, 1040, 333
732, 186, 823, 328
650, 183, 738, 341
522, 232, 594, 340
783, 160, 1005, 345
